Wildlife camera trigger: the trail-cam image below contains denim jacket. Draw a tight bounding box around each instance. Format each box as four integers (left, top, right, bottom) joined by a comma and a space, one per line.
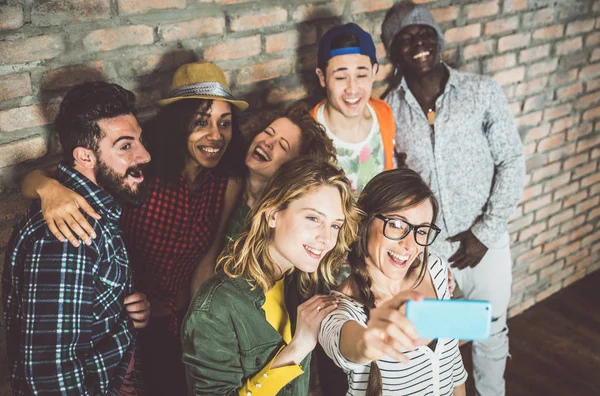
181, 270, 311, 395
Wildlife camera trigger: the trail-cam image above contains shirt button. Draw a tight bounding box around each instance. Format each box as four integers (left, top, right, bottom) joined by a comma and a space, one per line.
256, 384, 261, 388
246, 392, 252, 396
263, 373, 268, 378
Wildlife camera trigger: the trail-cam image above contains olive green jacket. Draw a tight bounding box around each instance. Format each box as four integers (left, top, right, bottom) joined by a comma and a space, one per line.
181, 270, 311, 395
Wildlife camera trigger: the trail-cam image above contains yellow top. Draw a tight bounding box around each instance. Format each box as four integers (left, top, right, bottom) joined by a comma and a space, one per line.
238, 278, 304, 396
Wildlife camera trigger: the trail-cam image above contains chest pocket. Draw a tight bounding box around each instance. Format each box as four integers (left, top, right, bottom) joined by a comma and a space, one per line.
239, 340, 282, 373
95, 244, 132, 320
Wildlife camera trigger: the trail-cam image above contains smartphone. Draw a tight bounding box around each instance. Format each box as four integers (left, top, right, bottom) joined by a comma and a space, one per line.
405, 299, 491, 340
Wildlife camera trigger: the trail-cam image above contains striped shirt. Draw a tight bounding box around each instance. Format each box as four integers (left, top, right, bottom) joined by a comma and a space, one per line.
2, 164, 135, 395
319, 255, 467, 396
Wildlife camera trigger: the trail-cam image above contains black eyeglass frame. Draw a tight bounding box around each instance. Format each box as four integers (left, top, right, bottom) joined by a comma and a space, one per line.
374, 214, 441, 247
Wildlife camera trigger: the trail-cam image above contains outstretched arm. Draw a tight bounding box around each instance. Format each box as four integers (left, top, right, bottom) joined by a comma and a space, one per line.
21, 166, 100, 246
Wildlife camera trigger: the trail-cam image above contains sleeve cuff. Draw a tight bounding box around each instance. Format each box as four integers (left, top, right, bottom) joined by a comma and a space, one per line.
238, 346, 304, 396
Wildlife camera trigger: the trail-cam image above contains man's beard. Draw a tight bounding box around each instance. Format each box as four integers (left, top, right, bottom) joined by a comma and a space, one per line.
95, 159, 148, 206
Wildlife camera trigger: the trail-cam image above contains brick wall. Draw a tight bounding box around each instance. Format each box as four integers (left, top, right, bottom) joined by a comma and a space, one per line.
1, 0, 599, 392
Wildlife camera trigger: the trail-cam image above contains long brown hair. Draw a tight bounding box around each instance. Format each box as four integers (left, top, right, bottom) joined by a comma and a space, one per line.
348, 168, 439, 396
219, 156, 360, 297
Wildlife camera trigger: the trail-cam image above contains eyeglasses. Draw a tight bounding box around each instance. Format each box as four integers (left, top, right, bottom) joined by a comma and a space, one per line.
374, 214, 441, 247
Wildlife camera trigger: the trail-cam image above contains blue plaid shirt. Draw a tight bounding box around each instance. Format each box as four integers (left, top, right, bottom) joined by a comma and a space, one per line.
2, 164, 136, 395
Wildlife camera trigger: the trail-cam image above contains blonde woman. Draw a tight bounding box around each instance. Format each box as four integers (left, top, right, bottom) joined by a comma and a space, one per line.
181, 156, 360, 395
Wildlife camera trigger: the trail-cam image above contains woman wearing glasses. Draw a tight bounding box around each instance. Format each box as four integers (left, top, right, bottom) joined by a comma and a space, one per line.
318, 168, 467, 396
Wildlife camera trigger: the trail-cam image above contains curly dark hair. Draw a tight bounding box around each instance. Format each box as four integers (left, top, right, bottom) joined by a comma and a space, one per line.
54, 81, 136, 165
241, 102, 336, 164
143, 99, 246, 183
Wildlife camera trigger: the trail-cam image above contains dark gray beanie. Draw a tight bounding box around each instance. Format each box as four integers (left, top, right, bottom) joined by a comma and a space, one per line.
382, 1, 445, 52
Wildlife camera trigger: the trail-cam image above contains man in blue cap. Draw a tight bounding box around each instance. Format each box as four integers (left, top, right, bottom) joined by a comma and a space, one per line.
311, 23, 396, 192
382, 1, 525, 395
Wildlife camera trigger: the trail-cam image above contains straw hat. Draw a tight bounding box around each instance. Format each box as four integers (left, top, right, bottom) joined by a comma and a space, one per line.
157, 62, 248, 110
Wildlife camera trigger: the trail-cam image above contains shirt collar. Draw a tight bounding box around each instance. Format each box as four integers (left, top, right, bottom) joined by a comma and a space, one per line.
399, 63, 457, 95
56, 163, 122, 222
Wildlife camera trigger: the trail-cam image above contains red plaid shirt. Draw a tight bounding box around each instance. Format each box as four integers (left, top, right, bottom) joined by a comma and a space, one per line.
120, 170, 228, 331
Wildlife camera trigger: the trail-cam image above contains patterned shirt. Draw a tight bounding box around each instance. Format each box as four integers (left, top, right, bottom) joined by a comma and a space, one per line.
120, 170, 227, 331
2, 164, 135, 395
385, 65, 525, 260
316, 103, 386, 192
319, 255, 467, 396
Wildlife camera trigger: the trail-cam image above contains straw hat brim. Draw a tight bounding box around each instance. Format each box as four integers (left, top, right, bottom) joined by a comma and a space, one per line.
156, 94, 249, 111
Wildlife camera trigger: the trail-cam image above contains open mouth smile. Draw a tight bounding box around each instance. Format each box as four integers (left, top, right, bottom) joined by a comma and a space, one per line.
413, 50, 431, 60
387, 249, 410, 267
251, 146, 271, 162
304, 245, 323, 259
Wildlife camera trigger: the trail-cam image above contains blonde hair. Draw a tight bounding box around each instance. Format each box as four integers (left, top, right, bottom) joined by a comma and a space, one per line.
219, 156, 360, 297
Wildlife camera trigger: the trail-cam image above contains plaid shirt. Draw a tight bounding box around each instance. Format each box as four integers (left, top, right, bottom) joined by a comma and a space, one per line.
120, 170, 227, 332
2, 164, 135, 395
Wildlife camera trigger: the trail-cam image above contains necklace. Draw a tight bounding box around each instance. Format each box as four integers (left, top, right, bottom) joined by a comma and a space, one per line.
427, 108, 435, 126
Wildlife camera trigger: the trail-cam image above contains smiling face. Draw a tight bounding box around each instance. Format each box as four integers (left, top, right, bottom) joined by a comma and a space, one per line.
186, 100, 232, 170
267, 185, 345, 274
392, 24, 441, 76
94, 114, 151, 204
245, 117, 302, 179
316, 54, 377, 119
366, 198, 434, 281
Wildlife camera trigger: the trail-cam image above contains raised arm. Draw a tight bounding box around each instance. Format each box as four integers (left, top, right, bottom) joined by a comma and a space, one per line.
21, 166, 100, 246
190, 176, 242, 295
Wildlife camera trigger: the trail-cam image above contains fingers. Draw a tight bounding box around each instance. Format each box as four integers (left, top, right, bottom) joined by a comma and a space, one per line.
125, 293, 150, 329
77, 196, 101, 220
46, 219, 68, 245
446, 231, 466, 242
363, 328, 409, 363
54, 218, 81, 248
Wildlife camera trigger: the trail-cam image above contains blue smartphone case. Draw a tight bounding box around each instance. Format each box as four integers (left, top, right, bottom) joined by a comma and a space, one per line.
405, 299, 492, 340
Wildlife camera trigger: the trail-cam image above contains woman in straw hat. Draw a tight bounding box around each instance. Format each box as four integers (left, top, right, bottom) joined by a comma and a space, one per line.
20, 62, 248, 395
182, 156, 360, 395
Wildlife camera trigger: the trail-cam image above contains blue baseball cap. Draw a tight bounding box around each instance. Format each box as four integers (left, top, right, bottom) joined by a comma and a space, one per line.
317, 23, 378, 71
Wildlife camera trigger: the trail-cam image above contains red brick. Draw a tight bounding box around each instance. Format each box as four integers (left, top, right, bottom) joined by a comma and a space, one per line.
582, 230, 600, 246
516, 245, 542, 266
463, 40, 494, 60
548, 143, 576, 163
503, 0, 528, 12
509, 213, 534, 234
266, 27, 317, 54
523, 141, 536, 156
467, 1, 499, 19
508, 297, 535, 317
512, 273, 538, 293
554, 182, 580, 200
493, 66, 525, 86
237, 58, 293, 84
484, 16, 519, 35
588, 207, 600, 221
522, 184, 544, 202
485, 53, 516, 73
531, 162, 560, 182
540, 260, 565, 278
515, 76, 548, 96
523, 94, 546, 113
573, 162, 597, 179
527, 253, 555, 273
351, 0, 393, 13
567, 123, 593, 140
566, 249, 590, 267
583, 106, 600, 121
161, 17, 225, 41
575, 196, 599, 215
0, 5, 24, 30
543, 234, 570, 252
556, 82, 583, 99
581, 172, 600, 188
515, 110, 542, 127
83, 25, 154, 52
576, 135, 600, 152
550, 68, 578, 86
563, 269, 587, 287
0, 35, 65, 65
580, 63, 600, 79
565, 18, 596, 36
431, 6, 460, 23
519, 44, 551, 63
119, 0, 185, 15
558, 214, 586, 234
498, 33, 531, 52
543, 172, 571, 192
555, 37, 583, 55
542, 103, 572, 121
537, 132, 565, 151
586, 77, 600, 91
534, 202, 562, 223
550, 264, 575, 284
576, 91, 600, 109
520, 221, 548, 241
292, 2, 342, 21
0, 135, 48, 168
550, 115, 577, 134
533, 25, 564, 40
522, 8, 555, 26
527, 59, 558, 78
445, 23, 481, 44
212, 0, 251, 3
535, 283, 561, 303
41, 61, 106, 91
563, 190, 587, 208
231, 7, 287, 31
591, 48, 600, 62
204, 35, 261, 61
118, 51, 194, 78
0, 104, 58, 133
266, 86, 308, 105
523, 193, 552, 213
0, 73, 32, 101
586, 32, 600, 47
32, 0, 110, 26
